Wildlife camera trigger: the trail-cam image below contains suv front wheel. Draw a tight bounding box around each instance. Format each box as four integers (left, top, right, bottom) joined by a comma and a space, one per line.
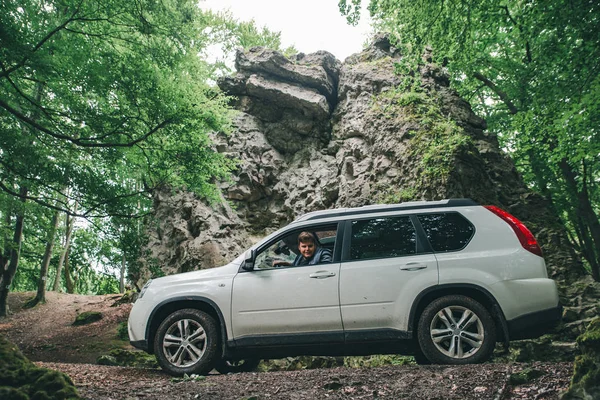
417, 295, 496, 364
154, 308, 219, 376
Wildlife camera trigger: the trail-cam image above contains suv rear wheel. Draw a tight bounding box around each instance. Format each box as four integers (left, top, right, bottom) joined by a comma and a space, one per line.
417, 295, 496, 364
154, 309, 219, 376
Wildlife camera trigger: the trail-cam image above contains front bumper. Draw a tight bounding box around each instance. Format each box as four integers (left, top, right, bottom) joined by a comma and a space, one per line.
506, 302, 563, 340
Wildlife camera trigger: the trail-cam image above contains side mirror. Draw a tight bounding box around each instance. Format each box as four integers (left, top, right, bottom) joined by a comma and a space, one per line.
242, 249, 255, 271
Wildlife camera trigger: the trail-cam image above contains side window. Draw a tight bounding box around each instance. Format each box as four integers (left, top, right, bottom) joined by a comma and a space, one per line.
418, 212, 474, 252
350, 216, 416, 260
254, 225, 337, 269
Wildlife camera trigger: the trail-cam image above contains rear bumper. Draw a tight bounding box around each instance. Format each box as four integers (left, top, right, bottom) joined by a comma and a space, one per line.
506, 303, 562, 340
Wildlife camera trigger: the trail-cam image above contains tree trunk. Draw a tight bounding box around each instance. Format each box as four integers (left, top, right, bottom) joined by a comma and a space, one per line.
0, 200, 14, 290
559, 158, 600, 281
1, 199, 14, 272
52, 208, 76, 292
28, 209, 60, 307
64, 246, 74, 294
0, 186, 28, 318
120, 253, 126, 294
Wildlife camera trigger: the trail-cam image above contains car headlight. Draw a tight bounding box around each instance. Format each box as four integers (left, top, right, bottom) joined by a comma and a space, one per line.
138, 279, 153, 300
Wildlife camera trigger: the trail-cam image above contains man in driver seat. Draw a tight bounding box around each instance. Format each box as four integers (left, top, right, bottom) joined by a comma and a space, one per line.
273, 231, 332, 267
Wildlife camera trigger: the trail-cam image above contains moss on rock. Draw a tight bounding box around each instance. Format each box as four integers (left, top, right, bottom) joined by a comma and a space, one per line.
562, 317, 600, 399
72, 311, 102, 326
0, 335, 80, 399
511, 335, 578, 362
508, 368, 545, 385
116, 322, 129, 341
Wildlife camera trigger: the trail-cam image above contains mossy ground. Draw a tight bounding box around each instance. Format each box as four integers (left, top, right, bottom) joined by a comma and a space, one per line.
0, 335, 80, 400
96, 349, 158, 369
509, 368, 545, 385
562, 317, 600, 399
72, 311, 102, 326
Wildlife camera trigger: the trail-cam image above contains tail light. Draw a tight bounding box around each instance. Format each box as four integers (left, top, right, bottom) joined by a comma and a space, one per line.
484, 205, 543, 257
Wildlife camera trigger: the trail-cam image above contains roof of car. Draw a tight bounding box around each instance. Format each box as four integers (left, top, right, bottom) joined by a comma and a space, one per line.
293, 198, 478, 223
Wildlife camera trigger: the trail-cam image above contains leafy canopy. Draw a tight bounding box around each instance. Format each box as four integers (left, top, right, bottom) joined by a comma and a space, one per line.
0, 0, 292, 294
0, 0, 237, 218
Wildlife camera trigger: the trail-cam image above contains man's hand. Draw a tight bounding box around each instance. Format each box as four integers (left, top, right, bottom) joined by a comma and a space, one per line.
272, 260, 292, 267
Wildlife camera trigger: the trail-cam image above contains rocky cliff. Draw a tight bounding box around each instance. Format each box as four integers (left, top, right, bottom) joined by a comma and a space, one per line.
138, 35, 598, 340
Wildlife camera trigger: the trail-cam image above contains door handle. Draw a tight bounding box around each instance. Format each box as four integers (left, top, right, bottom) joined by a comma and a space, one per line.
400, 264, 427, 271
309, 271, 336, 279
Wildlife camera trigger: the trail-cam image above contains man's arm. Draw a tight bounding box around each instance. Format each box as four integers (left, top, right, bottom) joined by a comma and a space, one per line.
318, 248, 333, 263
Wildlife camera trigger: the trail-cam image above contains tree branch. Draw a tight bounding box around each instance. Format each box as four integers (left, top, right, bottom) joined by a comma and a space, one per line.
0, 180, 150, 219
0, 9, 81, 79
472, 72, 519, 114
500, 5, 532, 63
0, 97, 175, 147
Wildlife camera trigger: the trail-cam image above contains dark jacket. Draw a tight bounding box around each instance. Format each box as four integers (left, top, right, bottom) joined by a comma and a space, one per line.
293, 247, 333, 266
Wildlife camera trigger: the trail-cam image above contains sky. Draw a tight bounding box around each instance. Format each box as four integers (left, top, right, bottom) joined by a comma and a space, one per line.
199, 0, 373, 61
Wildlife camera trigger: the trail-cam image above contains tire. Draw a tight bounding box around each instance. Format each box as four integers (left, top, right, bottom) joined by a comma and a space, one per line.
412, 345, 431, 365
154, 308, 219, 376
215, 358, 260, 374
417, 295, 496, 365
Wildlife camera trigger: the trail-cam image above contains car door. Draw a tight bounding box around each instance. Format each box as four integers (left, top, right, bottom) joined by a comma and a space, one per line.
230, 223, 343, 345
338, 215, 439, 339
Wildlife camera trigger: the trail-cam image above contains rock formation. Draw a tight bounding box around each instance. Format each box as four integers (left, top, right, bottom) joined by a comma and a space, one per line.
138, 34, 598, 340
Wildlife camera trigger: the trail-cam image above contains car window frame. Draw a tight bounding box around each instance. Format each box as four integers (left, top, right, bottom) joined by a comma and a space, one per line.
416, 211, 476, 253
241, 222, 343, 272
340, 214, 429, 263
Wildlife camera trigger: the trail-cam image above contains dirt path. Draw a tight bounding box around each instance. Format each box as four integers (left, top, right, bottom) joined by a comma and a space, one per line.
1, 292, 574, 399
0, 291, 132, 363
40, 361, 573, 400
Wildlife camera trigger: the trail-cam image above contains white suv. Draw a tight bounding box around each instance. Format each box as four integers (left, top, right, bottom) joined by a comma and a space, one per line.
128, 199, 562, 375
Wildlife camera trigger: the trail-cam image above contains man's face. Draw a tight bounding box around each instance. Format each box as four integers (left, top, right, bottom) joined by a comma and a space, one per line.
298, 241, 316, 259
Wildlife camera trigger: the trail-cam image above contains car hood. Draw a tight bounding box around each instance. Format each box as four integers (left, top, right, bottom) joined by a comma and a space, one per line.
148, 253, 244, 288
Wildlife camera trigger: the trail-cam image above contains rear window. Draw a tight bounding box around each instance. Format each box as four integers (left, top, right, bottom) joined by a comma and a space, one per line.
418, 212, 474, 252
350, 216, 417, 260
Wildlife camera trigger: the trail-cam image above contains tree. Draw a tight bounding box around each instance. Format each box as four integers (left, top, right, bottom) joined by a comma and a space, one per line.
1, 0, 295, 311
340, 0, 600, 279
52, 202, 77, 292
0, 187, 27, 317
25, 208, 60, 307
0, 0, 236, 315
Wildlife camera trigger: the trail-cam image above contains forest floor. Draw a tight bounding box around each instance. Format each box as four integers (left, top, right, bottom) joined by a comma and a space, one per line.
0, 291, 574, 400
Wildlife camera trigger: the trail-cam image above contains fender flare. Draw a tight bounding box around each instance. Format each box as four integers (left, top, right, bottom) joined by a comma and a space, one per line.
408, 283, 509, 340
146, 296, 229, 356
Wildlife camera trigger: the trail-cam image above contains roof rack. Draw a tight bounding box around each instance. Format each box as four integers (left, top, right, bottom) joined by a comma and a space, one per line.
294, 198, 478, 223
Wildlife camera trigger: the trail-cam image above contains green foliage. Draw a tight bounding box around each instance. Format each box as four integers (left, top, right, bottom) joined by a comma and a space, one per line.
413, 121, 472, 181
344, 355, 414, 368
373, 84, 473, 183
197, 10, 297, 73
116, 322, 129, 341
0, 0, 290, 298
577, 318, 600, 353
1, 0, 234, 212
203, 10, 284, 52
375, 186, 418, 204
563, 318, 600, 399
341, 0, 600, 277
